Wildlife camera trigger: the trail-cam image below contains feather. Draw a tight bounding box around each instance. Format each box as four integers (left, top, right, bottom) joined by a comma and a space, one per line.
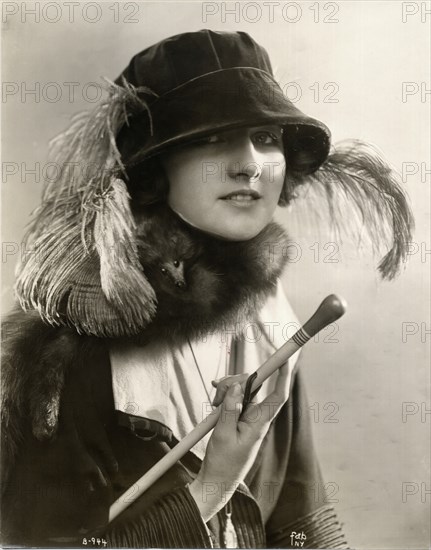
288, 139, 414, 279
2, 214, 290, 501
14, 78, 158, 337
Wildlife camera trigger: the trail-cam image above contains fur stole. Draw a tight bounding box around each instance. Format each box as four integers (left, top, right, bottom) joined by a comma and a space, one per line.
131, 203, 289, 346
1, 208, 289, 491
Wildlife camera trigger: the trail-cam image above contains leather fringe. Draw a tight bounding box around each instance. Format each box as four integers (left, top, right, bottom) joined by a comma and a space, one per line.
267, 504, 349, 549
105, 486, 214, 548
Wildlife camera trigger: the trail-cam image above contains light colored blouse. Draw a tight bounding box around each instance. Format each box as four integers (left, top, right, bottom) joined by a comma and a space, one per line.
109, 279, 301, 461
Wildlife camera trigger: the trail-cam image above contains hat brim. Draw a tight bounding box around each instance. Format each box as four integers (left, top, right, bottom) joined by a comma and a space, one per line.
117, 67, 331, 174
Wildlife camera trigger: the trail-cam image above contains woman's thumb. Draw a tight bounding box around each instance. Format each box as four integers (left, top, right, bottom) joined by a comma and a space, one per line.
219, 382, 243, 425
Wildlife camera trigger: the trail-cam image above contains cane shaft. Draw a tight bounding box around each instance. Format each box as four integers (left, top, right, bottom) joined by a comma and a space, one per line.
109, 337, 301, 521
109, 294, 347, 522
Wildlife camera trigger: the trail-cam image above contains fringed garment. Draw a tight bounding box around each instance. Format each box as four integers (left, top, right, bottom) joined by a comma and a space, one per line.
1, 78, 414, 549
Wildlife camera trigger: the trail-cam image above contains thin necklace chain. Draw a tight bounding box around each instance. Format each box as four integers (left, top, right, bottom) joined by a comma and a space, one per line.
187, 337, 237, 543
187, 338, 226, 404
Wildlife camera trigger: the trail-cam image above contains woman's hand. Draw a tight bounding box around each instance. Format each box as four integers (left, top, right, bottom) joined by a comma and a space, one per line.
210, 372, 250, 407
188, 361, 293, 522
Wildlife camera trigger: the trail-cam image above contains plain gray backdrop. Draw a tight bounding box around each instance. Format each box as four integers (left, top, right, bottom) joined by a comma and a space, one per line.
1, 1, 430, 548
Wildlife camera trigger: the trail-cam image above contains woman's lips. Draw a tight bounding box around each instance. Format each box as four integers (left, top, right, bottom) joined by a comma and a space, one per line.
220, 193, 261, 208
220, 189, 262, 208
223, 194, 257, 201
220, 189, 262, 201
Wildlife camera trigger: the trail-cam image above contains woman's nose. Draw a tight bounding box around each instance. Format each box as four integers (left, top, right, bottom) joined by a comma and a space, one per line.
226, 138, 263, 181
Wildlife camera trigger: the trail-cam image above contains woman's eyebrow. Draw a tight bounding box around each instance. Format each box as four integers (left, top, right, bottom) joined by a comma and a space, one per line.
251, 125, 283, 134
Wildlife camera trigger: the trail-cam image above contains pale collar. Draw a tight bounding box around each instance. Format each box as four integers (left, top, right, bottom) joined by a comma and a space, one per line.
109, 280, 301, 461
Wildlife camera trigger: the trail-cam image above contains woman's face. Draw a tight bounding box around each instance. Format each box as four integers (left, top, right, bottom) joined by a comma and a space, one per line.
161, 125, 286, 240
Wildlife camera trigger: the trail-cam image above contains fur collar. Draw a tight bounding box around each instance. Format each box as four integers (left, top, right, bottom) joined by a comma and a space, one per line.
0, 205, 289, 490
127, 203, 290, 347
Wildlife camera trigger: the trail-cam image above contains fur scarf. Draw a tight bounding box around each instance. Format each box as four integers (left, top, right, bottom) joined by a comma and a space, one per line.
1, 206, 289, 494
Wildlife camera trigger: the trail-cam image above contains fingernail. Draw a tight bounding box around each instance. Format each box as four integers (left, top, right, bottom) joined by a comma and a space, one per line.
232, 383, 241, 395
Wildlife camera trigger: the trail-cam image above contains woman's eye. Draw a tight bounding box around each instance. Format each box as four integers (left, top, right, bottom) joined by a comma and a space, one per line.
193, 134, 222, 146
253, 131, 281, 145
206, 134, 221, 143
203, 134, 224, 145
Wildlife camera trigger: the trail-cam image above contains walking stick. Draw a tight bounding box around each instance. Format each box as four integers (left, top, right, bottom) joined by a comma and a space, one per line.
109, 294, 347, 522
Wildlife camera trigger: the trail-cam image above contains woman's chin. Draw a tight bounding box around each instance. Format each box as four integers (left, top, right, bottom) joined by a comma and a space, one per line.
170, 204, 269, 241
205, 222, 267, 241
207, 204, 271, 239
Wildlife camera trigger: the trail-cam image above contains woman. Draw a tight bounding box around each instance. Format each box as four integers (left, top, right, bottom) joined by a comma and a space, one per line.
1, 30, 412, 548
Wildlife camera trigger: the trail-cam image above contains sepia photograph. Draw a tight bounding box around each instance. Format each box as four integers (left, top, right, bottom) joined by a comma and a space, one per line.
1, 1, 430, 549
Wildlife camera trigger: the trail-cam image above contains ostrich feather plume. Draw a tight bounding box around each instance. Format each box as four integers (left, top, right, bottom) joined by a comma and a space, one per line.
290, 139, 414, 279
14, 79, 158, 337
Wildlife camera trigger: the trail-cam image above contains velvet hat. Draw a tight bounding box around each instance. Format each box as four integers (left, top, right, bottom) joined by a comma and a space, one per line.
14, 30, 413, 340
115, 29, 331, 174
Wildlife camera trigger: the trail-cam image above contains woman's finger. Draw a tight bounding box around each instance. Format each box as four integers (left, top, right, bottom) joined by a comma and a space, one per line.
241, 360, 293, 428
211, 373, 249, 407
216, 382, 244, 429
